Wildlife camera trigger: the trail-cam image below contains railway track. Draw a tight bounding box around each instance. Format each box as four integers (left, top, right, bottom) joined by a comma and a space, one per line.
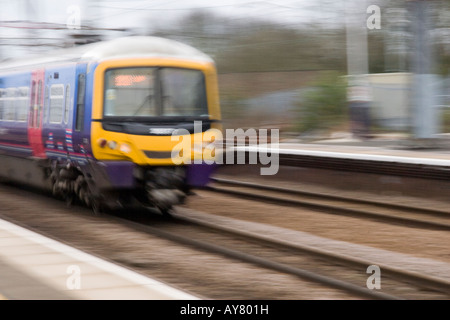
0, 180, 448, 299
206, 177, 450, 231
107, 207, 450, 300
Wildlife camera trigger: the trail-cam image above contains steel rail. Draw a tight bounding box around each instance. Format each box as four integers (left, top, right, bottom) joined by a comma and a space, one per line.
170, 209, 450, 296
107, 212, 403, 300
206, 177, 450, 231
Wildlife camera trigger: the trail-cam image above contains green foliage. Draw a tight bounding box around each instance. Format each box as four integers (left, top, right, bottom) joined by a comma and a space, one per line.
295, 72, 348, 134
442, 108, 450, 133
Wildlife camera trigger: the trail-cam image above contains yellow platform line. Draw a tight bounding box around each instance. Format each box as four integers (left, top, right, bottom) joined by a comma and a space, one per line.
0, 293, 7, 300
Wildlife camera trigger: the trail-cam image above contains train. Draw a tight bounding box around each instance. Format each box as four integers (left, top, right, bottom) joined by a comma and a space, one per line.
0, 36, 222, 213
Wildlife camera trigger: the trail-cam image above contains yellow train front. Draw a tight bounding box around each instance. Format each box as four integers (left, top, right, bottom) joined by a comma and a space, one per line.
86, 37, 222, 213
0, 36, 221, 213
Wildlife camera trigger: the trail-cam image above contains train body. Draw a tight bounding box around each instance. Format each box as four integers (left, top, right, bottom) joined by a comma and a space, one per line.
0, 36, 221, 212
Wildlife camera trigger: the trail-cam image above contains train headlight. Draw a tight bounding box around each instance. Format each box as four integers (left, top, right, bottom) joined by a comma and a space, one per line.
119, 143, 132, 154
97, 138, 107, 148
108, 140, 117, 150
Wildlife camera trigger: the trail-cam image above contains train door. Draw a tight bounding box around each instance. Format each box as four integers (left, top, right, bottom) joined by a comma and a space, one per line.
28, 69, 46, 158
73, 64, 88, 156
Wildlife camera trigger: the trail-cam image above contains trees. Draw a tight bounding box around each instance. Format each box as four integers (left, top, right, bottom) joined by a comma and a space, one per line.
150, 11, 347, 73
146, 4, 449, 134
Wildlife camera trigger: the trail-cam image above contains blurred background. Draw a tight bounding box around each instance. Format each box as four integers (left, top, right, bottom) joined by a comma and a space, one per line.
0, 0, 449, 143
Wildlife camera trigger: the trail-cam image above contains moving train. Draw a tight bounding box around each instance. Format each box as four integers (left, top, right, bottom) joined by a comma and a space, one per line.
0, 36, 222, 213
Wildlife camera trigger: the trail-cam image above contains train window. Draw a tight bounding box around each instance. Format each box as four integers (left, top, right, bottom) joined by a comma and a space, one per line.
104, 68, 156, 117
75, 74, 86, 132
160, 68, 207, 117
49, 84, 64, 123
64, 84, 70, 124
103, 67, 207, 118
16, 87, 29, 122
4, 88, 16, 121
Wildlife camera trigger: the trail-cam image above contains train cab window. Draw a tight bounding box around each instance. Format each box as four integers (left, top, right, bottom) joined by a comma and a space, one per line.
103, 67, 207, 118
64, 84, 70, 124
104, 68, 156, 117
160, 68, 207, 117
49, 84, 64, 123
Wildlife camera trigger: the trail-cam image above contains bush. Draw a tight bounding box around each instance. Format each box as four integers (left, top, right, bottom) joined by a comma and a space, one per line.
442, 108, 450, 133
295, 71, 348, 134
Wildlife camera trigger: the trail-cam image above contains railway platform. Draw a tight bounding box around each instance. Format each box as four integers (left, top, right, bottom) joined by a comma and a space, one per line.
248, 133, 450, 164
281, 136, 450, 162
0, 217, 198, 300
230, 133, 450, 180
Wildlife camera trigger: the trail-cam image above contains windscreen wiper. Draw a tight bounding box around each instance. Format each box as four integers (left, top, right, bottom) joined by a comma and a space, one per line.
132, 94, 154, 116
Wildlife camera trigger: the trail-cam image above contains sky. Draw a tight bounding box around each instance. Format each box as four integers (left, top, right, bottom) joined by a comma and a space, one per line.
0, 0, 346, 35
0, 0, 327, 27
0, 0, 344, 57
91, 0, 327, 29
0, 0, 408, 59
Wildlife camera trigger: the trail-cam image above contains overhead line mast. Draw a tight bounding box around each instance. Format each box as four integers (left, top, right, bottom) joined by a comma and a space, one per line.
408, 0, 439, 142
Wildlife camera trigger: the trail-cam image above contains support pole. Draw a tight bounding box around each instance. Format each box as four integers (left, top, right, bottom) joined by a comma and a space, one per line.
346, 0, 371, 139
409, 0, 438, 141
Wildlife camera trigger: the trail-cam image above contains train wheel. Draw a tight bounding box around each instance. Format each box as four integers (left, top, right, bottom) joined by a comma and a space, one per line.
160, 207, 172, 217
91, 199, 102, 215
65, 194, 74, 208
